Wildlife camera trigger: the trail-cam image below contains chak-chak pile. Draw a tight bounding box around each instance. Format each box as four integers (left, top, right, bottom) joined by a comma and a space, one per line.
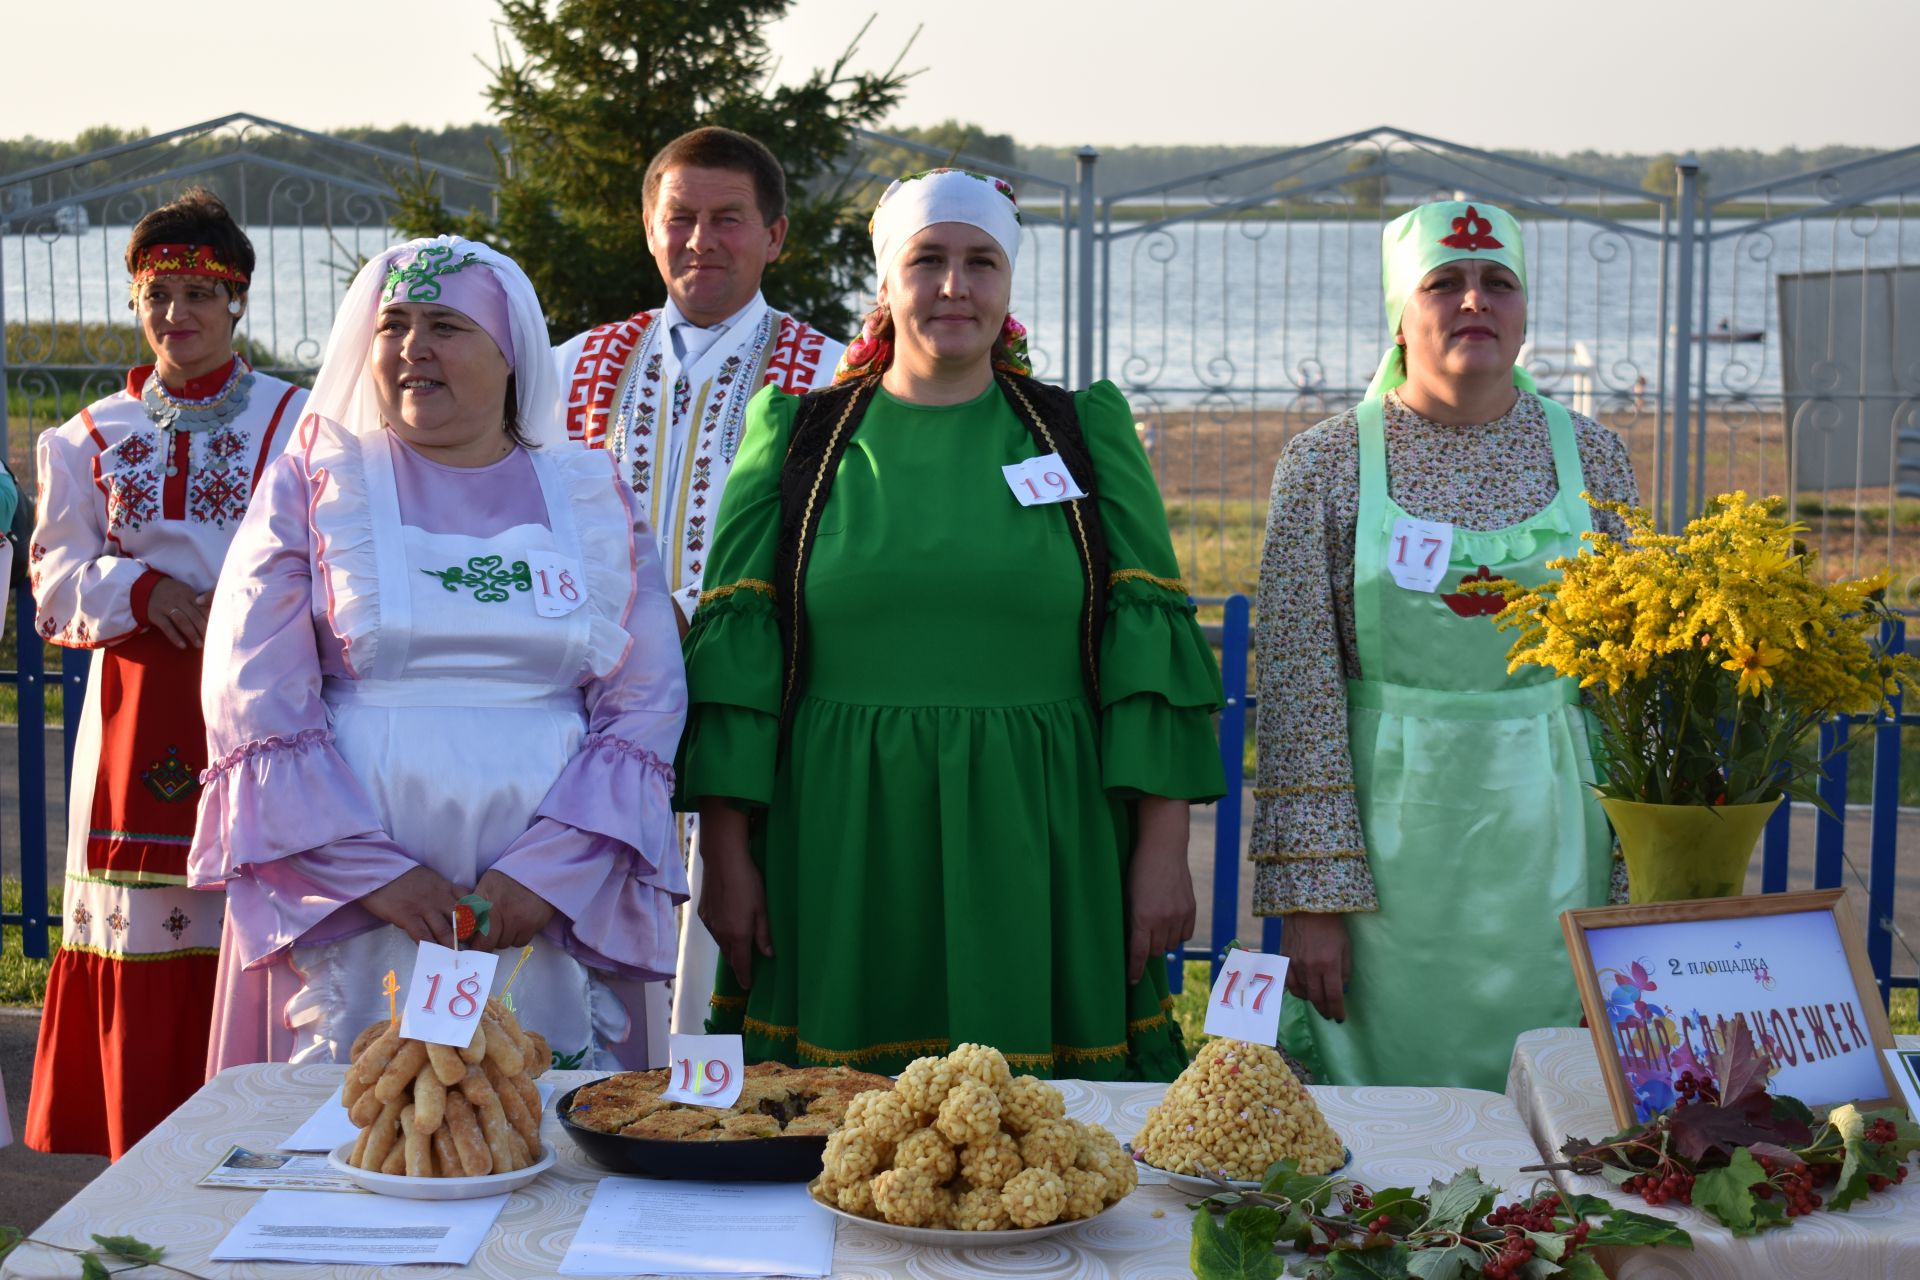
810, 1043, 1137, 1229
341, 998, 551, 1177
1132, 1039, 1343, 1180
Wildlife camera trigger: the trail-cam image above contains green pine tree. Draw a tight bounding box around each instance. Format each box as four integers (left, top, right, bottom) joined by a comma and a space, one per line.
391, 0, 913, 341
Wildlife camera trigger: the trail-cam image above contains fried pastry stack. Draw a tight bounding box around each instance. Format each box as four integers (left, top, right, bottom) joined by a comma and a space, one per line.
342, 998, 552, 1177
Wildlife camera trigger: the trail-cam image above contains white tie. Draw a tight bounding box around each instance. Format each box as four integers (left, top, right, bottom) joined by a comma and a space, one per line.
673, 322, 726, 365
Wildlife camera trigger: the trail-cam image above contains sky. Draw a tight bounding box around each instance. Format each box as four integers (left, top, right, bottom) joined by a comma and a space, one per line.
3, 0, 1915, 154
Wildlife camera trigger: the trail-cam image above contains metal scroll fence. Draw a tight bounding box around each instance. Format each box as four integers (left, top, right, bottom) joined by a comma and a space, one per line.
2, 121, 1916, 1014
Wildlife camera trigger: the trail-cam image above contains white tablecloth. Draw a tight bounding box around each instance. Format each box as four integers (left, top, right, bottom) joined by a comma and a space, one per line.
5, 1064, 1550, 1280
1506, 1027, 1920, 1280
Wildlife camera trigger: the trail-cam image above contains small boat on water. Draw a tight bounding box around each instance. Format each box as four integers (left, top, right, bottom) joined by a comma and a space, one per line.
1692, 318, 1764, 344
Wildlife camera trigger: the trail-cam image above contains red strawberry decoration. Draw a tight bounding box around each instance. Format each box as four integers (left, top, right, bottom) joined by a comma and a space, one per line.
452, 894, 492, 943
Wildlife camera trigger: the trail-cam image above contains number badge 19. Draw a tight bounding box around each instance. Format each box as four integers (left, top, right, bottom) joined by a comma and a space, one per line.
1203, 947, 1291, 1045
1002, 452, 1088, 507
659, 1033, 745, 1109
398, 941, 500, 1048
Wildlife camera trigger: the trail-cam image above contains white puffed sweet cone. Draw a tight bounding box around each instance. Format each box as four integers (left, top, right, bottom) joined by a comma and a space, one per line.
1134, 1039, 1343, 1180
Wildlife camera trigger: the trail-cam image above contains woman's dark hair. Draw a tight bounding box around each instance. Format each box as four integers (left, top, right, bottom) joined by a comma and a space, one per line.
502, 373, 535, 449
126, 187, 255, 331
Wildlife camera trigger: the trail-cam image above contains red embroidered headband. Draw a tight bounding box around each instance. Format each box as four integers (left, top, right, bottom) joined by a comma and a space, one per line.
131, 243, 248, 287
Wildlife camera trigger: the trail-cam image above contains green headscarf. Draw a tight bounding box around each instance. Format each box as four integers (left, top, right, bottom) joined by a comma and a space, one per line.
1365, 199, 1536, 400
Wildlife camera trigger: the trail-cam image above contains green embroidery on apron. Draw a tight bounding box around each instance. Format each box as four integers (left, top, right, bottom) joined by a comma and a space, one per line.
420, 555, 533, 603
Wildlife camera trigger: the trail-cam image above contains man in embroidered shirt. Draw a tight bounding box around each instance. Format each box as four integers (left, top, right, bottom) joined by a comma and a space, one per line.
553, 127, 845, 632
552, 127, 843, 1052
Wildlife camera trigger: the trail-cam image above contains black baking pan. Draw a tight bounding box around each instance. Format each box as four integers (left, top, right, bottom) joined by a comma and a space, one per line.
554, 1080, 830, 1181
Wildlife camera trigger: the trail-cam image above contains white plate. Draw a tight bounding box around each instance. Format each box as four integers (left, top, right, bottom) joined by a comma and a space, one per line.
326, 1139, 555, 1200
1132, 1145, 1352, 1199
810, 1193, 1125, 1246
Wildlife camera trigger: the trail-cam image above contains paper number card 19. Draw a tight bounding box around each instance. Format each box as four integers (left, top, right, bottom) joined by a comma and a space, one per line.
1203, 947, 1291, 1045
660, 1033, 745, 1109
398, 942, 500, 1048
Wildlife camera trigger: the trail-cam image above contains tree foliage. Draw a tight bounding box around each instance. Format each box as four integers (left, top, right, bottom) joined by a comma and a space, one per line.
389, 0, 912, 342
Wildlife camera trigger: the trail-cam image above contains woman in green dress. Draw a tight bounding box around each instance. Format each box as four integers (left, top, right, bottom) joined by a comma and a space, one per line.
679, 167, 1225, 1079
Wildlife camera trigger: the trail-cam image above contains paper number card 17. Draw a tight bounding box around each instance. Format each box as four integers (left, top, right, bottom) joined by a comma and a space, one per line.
1203, 947, 1290, 1045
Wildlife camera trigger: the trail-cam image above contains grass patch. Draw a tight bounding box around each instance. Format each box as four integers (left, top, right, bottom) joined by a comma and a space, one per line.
1894, 988, 1917, 1036
1, 877, 61, 1008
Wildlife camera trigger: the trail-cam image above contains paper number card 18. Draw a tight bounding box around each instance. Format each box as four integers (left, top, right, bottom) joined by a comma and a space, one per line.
398, 942, 500, 1048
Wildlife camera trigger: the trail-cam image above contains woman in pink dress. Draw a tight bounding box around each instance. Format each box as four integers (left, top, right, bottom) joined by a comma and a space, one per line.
189, 235, 687, 1073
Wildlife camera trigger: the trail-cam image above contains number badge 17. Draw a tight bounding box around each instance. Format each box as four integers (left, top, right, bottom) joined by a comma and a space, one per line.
660, 1033, 745, 1109
398, 941, 500, 1048
1202, 947, 1291, 1045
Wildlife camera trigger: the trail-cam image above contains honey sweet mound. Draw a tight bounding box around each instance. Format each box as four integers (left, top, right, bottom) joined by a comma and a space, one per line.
808, 1042, 1137, 1231
566, 1063, 893, 1139
1132, 1039, 1343, 1181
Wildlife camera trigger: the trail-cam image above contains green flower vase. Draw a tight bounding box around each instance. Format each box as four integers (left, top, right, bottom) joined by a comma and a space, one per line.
1600, 797, 1783, 904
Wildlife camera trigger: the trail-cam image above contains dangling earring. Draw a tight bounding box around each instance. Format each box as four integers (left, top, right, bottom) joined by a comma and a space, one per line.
227, 300, 244, 316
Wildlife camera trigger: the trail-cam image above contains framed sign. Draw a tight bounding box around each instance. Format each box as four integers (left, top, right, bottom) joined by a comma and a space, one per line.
1562, 889, 1900, 1127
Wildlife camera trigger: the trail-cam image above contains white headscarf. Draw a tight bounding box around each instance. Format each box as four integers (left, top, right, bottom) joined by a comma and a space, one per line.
306, 234, 566, 448
869, 168, 1023, 283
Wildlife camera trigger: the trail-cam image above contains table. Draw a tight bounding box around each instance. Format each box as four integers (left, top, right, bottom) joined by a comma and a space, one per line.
1506, 1027, 1920, 1279
6, 1065, 1550, 1280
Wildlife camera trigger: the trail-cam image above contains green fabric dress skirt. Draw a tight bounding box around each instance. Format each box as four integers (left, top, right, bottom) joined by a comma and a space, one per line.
678, 379, 1225, 1080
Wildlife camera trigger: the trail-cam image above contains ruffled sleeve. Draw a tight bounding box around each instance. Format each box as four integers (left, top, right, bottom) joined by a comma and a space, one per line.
187, 423, 419, 969
1080, 381, 1227, 801
672, 384, 795, 811
487, 454, 690, 980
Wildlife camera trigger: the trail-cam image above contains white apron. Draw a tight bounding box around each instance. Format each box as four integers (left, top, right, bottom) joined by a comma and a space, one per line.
285, 438, 626, 1069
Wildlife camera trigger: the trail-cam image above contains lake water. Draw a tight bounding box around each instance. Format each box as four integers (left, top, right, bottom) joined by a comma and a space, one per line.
9, 215, 1918, 406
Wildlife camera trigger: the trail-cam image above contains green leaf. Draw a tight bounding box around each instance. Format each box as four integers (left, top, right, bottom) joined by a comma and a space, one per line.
1324, 1244, 1414, 1279
1404, 1244, 1477, 1280
1596, 1164, 1634, 1187
1561, 1192, 1613, 1219
79, 1255, 110, 1280
1191, 1205, 1286, 1280
1824, 1104, 1903, 1211
1420, 1168, 1499, 1234
90, 1234, 164, 1263
1557, 1254, 1610, 1280
1523, 1228, 1568, 1262
1584, 1208, 1694, 1247
1749, 1197, 1788, 1229
1692, 1148, 1767, 1234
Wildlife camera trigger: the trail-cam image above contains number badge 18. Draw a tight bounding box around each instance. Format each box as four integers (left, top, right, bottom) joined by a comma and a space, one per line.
398, 941, 500, 1048
659, 1033, 745, 1109
1203, 947, 1291, 1045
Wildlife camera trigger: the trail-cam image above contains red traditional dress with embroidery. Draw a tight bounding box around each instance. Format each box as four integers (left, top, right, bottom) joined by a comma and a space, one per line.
25, 357, 304, 1157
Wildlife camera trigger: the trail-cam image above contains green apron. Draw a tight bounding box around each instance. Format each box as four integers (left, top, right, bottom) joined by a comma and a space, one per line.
1282, 394, 1614, 1091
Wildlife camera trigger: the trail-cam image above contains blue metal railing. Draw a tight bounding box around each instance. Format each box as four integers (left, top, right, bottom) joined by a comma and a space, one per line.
2, 590, 1912, 1005
1173, 600, 1916, 1011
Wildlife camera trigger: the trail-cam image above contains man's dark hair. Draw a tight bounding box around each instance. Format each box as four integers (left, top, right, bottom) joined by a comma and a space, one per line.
642, 127, 787, 225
